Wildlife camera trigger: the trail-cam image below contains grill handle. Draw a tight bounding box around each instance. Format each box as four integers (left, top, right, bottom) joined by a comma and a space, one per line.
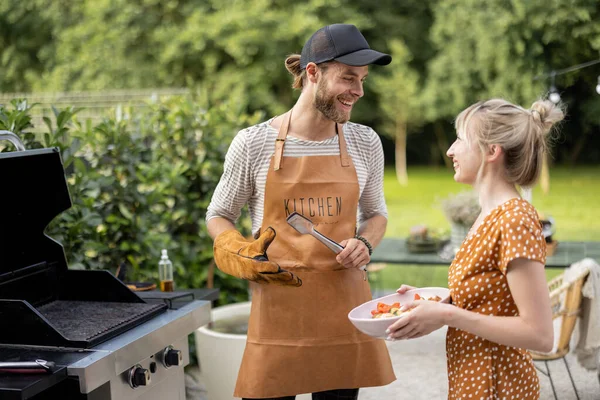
0, 130, 26, 151
0, 359, 55, 373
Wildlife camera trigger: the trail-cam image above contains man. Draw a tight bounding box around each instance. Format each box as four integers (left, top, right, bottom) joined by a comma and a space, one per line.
207, 23, 395, 400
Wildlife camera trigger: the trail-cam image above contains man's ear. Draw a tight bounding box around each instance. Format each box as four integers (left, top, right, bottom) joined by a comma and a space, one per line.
487, 144, 503, 163
306, 62, 319, 84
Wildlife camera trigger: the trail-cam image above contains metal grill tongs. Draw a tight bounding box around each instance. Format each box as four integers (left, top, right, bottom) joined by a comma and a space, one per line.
286, 212, 368, 280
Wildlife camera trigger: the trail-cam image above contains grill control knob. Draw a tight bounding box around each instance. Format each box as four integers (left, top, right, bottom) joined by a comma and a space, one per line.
128, 365, 151, 388
162, 346, 183, 368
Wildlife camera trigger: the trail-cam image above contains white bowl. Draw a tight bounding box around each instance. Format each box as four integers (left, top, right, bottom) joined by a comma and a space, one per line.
348, 287, 450, 339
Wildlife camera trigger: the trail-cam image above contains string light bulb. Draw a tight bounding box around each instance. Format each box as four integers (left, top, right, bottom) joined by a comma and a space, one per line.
535, 60, 600, 103
548, 71, 561, 104
549, 86, 561, 104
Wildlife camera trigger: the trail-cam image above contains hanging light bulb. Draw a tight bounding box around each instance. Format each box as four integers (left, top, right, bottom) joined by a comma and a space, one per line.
549, 86, 561, 104
596, 76, 600, 95
548, 71, 561, 104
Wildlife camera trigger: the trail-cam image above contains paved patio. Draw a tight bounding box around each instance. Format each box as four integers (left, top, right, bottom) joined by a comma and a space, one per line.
358, 327, 599, 400
187, 325, 600, 400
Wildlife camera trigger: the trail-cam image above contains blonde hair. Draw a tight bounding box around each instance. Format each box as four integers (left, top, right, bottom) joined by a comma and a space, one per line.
284, 54, 333, 90
455, 98, 564, 187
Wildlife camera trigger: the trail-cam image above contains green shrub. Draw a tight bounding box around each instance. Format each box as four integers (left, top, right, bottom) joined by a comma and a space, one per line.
0, 94, 261, 304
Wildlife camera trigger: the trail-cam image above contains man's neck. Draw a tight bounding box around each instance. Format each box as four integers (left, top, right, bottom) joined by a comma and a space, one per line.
280, 94, 340, 142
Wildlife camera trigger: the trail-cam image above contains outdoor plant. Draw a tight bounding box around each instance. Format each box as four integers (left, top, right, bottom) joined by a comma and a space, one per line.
440, 190, 481, 227
0, 94, 261, 305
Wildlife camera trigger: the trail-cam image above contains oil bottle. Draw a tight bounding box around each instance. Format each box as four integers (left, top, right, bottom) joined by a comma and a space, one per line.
159, 249, 174, 292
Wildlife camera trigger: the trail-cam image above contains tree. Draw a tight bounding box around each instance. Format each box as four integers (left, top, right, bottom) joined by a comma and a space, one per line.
0, 1, 54, 92
372, 40, 420, 185
2, 0, 600, 165
421, 0, 600, 188
27, 0, 371, 114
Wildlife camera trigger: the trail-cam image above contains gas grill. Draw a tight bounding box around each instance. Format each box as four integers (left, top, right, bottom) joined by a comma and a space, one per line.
0, 134, 212, 399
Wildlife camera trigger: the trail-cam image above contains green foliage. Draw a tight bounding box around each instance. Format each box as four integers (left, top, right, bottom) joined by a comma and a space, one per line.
422, 0, 600, 120
0, 95, 261, 304
2, 0, 600, 163
0, 1, 55, 92
372, 39, 421, 134
0, 100, 40, 148
24, 0, 369, 113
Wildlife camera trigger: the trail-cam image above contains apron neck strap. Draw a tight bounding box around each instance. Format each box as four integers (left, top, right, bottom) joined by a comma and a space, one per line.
273, 111, 291, 171
337, 124, 350, 167
273, 110, 350, 171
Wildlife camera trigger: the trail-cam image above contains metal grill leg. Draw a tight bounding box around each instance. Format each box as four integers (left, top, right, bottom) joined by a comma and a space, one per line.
562, 358, 580, 400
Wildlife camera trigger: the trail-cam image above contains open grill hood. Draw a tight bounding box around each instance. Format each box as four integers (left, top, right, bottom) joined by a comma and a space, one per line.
0, 148, 166, 348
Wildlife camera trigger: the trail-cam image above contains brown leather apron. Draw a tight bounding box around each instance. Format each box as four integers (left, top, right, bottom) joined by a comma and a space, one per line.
234, 111, 395, 398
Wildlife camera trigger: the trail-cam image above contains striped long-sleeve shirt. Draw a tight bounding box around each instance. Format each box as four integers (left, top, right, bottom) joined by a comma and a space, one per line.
206, 118, 387, 236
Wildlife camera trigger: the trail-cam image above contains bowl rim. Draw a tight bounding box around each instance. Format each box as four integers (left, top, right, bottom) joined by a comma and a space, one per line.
348, 287, 450, 322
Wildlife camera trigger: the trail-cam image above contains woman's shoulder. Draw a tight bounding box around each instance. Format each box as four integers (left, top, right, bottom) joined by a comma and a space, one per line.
494, 199, 546, 269
495, 198, 543, 235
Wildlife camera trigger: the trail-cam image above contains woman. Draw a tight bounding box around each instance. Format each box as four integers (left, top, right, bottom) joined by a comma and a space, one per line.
387, 98, 563, 399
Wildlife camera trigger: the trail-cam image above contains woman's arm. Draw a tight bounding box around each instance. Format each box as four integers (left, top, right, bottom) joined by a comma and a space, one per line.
388, 258, 554, 353
443, 258, 553, 352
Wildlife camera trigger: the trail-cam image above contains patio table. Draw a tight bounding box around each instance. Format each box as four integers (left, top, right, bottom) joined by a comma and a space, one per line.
371, 239, 600, 269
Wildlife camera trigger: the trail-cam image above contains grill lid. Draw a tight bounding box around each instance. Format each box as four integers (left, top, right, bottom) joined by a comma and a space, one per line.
0, 141, 168, 349
0, 147, 71, 277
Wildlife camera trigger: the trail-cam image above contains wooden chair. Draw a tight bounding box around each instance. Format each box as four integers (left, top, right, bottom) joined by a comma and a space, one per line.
530, 269, 590, 400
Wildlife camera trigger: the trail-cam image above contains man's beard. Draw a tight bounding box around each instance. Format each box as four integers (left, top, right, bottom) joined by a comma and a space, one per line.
314, 79, 351, 124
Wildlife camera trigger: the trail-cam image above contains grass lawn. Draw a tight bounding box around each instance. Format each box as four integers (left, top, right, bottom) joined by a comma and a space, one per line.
376, 165, 600, 290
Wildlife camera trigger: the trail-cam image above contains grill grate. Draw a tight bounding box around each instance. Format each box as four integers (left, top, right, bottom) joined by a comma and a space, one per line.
38, 301, 165, 342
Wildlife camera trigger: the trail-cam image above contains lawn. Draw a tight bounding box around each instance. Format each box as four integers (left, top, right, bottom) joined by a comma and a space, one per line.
376, 165, 600, 290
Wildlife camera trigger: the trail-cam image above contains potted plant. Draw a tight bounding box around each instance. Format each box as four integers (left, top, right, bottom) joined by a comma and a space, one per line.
440, 191, 481, 251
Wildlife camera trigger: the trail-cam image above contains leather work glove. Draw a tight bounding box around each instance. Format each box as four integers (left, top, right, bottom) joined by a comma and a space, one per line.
213, 227, 302, 287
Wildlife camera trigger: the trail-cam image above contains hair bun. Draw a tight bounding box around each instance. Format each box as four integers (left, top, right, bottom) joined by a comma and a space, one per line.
530, 108, 543, 123
285, 54, 305, 90
285, 54, 302, 76
530, 99, 565, 134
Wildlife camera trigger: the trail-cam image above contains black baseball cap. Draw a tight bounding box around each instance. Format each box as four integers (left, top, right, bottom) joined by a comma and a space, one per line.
300, 24, 392, 69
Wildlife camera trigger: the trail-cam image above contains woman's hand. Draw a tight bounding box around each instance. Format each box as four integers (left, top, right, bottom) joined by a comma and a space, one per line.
386, 300, 450, 340
396, 284, 416, 294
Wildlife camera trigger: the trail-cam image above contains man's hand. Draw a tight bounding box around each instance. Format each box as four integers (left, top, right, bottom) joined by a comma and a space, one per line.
213, 227, 302, 287
337, 238, 370, 269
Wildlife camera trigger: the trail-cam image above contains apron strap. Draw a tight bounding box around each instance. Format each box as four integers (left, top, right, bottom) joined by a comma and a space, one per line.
273, 111, 291, 171
273, 111, 351, 170
337, 123, 350, 167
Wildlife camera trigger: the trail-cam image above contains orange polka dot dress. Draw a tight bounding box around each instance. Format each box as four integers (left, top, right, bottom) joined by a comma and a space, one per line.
447, 198, 546, 399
